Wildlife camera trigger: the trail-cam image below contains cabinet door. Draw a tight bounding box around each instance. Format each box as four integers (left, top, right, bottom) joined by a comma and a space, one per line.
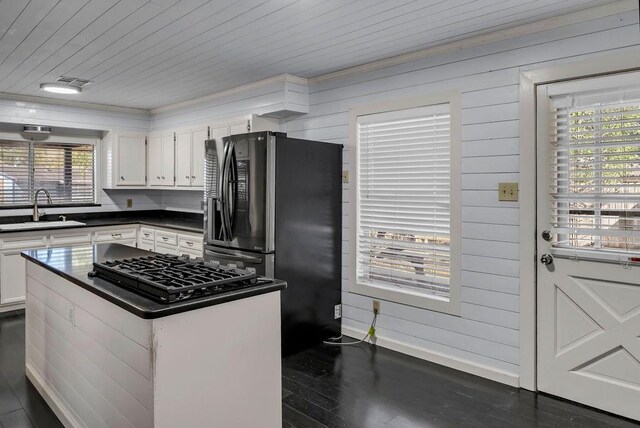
0, 251, 28, 304
190, 126, 208, 187
175, 129, 191, 187
161, 132, 175, 186
229, 120, 248, 136
148, 133, 163, 186
117, 135, 147, 186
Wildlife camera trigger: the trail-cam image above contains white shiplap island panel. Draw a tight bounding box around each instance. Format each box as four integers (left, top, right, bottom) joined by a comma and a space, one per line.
284, 8, 640, 384
25, 261, 282, 428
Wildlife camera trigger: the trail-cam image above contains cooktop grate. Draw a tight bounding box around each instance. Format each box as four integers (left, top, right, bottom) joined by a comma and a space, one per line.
89, 254, 263, 303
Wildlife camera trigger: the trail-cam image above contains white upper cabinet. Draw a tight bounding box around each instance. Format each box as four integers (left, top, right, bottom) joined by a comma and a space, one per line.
102, 131, 147, 189
148, 115, 279, 191
148, 132, 163, 186
149, 131, 175, 186
176, 128, 191, 187
191, 127, 207, 187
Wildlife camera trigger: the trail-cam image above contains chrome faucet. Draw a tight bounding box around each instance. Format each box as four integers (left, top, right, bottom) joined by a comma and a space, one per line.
33, 188, 53, 222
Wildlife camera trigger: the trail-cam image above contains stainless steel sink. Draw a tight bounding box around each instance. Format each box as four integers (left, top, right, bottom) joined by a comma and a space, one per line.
0, 220, 86, 231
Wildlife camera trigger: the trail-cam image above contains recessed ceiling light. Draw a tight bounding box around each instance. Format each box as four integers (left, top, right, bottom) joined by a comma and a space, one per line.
39, 83, 81, 94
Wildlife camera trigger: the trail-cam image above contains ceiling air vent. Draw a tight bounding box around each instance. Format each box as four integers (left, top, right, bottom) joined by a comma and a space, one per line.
56, 76, 93, 88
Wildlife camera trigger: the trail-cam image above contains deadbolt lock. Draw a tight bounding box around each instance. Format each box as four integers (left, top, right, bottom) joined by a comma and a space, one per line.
540, 254, 554, 265
542, 230, 552, 242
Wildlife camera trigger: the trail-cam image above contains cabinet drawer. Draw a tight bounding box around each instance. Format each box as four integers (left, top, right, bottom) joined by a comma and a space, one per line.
155, 230, 177, 246
139, 227, 155, 241
155, 243, 179, 256
0, 236, 48, 250
50, 232, 92, 246
94, 228, 137, 243
178, 247, 202, 259
138, 239, 155, 252
178, 234, 203, 251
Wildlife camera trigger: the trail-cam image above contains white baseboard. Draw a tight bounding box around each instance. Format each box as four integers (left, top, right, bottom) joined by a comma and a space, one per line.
26, 363, 81, 428
342, 326, 520, 388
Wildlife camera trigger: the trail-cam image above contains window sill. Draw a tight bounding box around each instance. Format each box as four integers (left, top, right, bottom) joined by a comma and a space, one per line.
349, 281, 461, 316
0, 204, 101, 210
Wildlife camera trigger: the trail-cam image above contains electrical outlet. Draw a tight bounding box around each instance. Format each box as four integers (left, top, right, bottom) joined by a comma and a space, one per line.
126, 198, 133, 208
334, 304, 342, 319
498, 182, 518, 201
342, 170, 349, 184
372, 300, 380, 314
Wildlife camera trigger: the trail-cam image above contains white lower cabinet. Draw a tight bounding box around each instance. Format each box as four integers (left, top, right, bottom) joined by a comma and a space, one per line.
139, 226, 203, 258
0, 236, 48, 305
0, 224, 204, 309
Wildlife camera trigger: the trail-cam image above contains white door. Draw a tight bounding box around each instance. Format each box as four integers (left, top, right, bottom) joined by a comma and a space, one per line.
190, 126, 208, 187
175, 129, 191, 187
161, 131, 175, 186
536, 74, 640, 421
117, 135, 146, 186
148, 133, 163, 186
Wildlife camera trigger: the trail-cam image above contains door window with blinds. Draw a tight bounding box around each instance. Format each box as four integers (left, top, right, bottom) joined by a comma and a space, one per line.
548, 86, 640, 258
352, 95, 461, 313
0, 140, 95, 207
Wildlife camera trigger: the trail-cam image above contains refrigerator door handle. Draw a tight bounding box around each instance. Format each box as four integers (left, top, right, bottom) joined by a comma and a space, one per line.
204, 248, 263, 264
221, 139, 236, 241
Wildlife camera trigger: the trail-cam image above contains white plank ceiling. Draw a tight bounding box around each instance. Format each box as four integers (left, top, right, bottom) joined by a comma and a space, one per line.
0, 0, 617, 109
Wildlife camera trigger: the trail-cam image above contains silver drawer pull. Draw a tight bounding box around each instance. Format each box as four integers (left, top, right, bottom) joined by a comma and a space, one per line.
144, 233, 151, 238
186, 242, 194, 247
162, 237, 169, 241
112, 233, 122, 238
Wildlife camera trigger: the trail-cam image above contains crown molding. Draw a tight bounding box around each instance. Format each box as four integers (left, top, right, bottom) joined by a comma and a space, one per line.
308, 0, 638, 84
150, 74, 308, 115
0, 92, 150, 116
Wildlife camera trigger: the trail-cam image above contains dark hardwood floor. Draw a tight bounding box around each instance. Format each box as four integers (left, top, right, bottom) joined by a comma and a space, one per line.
0, 309, 637, 427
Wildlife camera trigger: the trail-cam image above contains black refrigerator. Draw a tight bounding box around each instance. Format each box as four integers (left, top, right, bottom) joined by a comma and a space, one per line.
203, 131, 342, 353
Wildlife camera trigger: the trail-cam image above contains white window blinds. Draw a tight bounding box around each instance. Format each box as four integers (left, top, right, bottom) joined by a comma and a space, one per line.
357, 103, 451, 300
0, 140, 95, 207
551, 100, 640, 254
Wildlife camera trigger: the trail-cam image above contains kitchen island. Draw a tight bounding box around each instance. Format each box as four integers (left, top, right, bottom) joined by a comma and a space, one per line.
21, 244, 286, 428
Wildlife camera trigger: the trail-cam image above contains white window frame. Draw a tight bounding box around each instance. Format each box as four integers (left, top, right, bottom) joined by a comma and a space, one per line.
348, 91, 462, 315
0, 131, 99, 207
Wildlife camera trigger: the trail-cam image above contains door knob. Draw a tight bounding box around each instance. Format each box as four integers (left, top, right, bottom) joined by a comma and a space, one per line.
540, 254, 554, 265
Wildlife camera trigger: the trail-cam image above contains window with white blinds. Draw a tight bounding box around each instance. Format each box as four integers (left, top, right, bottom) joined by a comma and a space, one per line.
551, 100, 640, 254
0, 140, 95, 207
357, 103, 452, 300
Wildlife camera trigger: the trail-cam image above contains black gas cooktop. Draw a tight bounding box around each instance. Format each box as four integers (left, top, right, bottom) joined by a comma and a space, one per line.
88, 254, 268, 303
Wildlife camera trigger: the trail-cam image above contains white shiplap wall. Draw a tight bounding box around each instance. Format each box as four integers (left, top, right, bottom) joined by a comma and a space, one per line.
284, 10, 640, 380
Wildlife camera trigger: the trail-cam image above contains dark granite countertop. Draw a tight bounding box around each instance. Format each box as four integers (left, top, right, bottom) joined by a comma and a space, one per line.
0, 210, 203, 234
21, 244, 286, 319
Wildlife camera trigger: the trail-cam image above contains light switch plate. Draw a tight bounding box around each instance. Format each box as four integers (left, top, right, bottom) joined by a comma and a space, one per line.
498, 182, 518, 201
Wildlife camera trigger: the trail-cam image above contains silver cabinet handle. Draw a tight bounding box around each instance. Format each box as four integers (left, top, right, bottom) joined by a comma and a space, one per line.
120, 176, 125, 180
185, 175, 189, 179
192, 175, 196, 179
186, 241, 194, 247
162, 236, 169, 241
162, 176, 165, 179
112, 233, 122, 238
144, 233, 151, 238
